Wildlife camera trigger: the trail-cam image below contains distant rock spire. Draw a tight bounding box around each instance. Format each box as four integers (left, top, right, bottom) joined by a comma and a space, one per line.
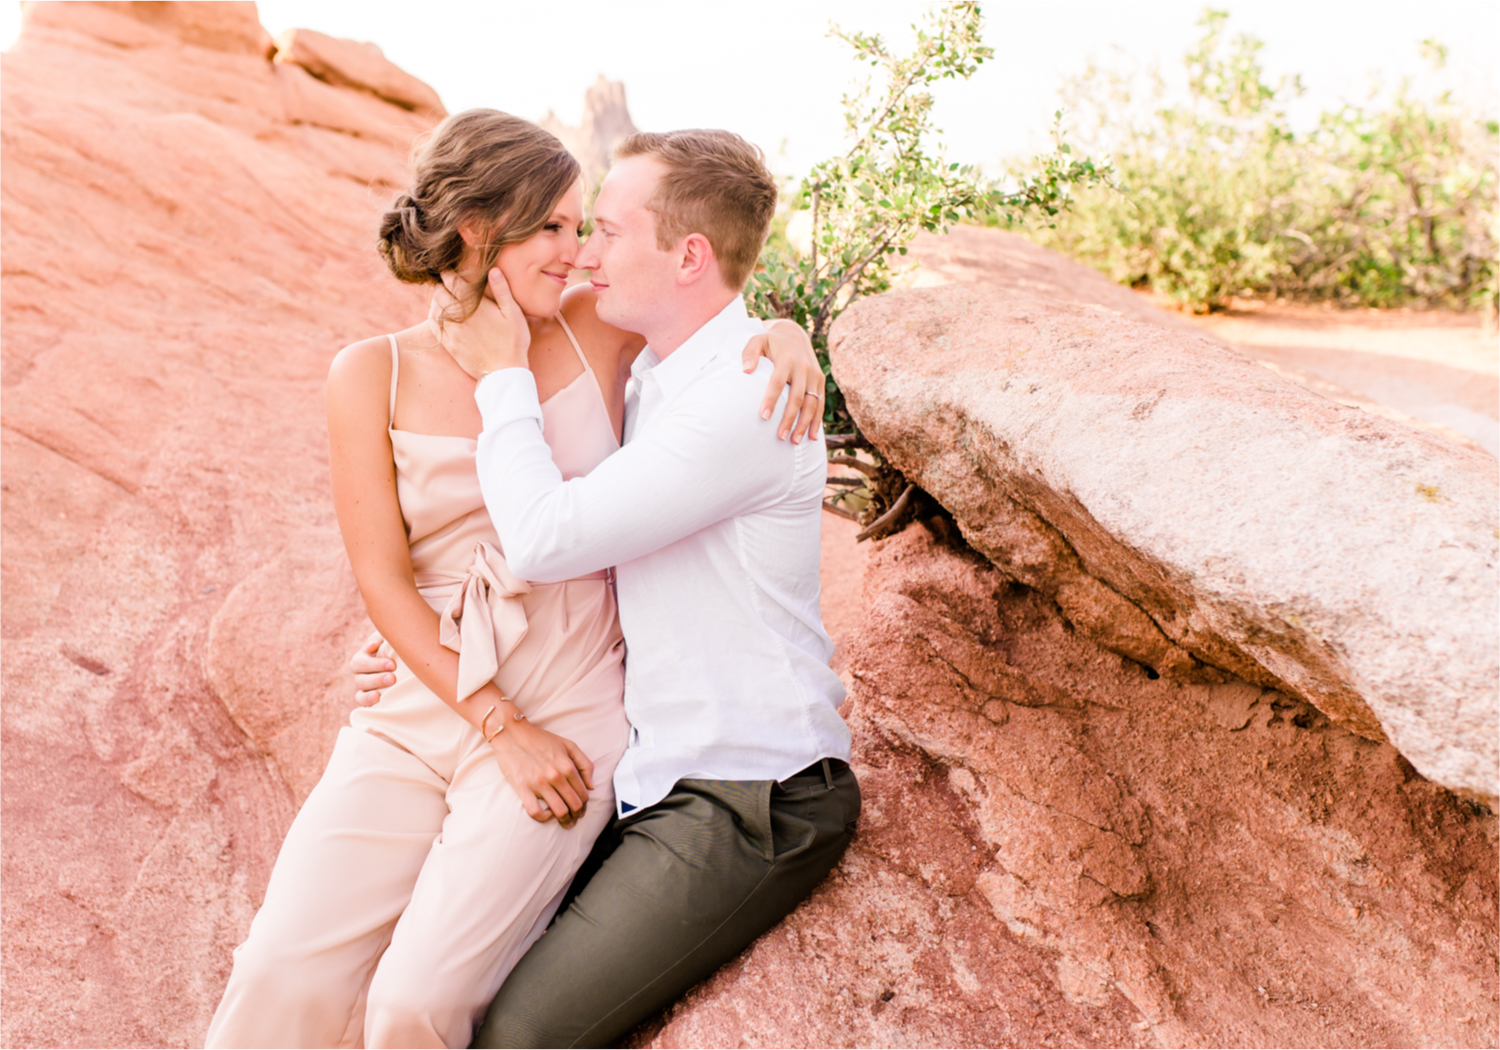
539, 76, 639, 186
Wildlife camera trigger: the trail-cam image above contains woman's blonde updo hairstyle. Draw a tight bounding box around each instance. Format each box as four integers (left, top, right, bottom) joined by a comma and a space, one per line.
379, 109, 581, 321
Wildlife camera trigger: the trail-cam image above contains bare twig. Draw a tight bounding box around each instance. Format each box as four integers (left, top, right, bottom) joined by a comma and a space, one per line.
821, 500, 860, 521
824, 476, 866, 487
809, 179, 821, 283
817, 226, 897, 331
842, 49, 930, 163
828, 454, 881, 477
824, 433, 869, 451
812, 221, 894, 339
856, 483, 915, 541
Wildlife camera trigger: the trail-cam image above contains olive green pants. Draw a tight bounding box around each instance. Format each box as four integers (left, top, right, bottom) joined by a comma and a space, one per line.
472, 760, 860, 1049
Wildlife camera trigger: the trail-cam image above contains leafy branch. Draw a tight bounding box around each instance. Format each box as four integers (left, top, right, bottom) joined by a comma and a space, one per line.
750, 2, 1112, 539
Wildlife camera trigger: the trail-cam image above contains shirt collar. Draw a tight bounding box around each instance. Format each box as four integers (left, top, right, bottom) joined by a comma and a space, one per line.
630, 297, 751, 404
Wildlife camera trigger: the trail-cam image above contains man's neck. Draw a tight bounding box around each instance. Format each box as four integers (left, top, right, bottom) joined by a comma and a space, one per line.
644, 287, 739, 360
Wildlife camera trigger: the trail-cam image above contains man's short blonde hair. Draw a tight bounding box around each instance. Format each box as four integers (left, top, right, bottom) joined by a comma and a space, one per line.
613, 130, 777, 290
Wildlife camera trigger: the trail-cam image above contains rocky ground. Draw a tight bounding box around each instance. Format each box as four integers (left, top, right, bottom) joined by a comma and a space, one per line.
1190, 300, 1497, 455
2, 4, 1495, 1048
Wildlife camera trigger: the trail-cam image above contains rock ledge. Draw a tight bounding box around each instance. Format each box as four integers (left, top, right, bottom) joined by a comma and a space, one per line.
828, 284, 1499, 803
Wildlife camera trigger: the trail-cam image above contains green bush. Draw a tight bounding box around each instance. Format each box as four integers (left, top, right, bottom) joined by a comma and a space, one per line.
1009, 9, 1498, 313
750, 2, 1108, 538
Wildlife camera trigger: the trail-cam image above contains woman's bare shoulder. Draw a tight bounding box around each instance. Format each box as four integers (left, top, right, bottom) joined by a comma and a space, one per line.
329, 333, 393, 384
326, 333, 399, 425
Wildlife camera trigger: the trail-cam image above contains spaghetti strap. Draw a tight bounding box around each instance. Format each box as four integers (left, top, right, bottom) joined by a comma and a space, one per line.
548, 312, 619, 448
554, 314, 591, 373
387, 334, 400, 429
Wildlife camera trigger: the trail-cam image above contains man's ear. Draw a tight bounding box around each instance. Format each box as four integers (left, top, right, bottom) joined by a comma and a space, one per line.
676, 232, 716, 286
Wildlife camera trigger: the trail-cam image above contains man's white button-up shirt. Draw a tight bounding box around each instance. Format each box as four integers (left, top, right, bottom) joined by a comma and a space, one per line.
474, 296, 850, 815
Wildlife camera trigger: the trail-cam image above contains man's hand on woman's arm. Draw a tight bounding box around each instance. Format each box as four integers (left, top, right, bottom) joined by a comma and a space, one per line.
350, 631, 396, 705
740, 319, 824, 444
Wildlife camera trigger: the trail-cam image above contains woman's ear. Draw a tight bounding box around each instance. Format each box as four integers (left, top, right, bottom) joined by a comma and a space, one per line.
458, 224, 479, 249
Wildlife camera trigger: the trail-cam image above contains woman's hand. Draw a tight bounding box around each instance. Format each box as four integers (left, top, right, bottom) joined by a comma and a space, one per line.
433, 267, 532, 380
741, 319, 824, 443
486, 713, 595, 829
350, 633, 591, 826
351, 630, 396, 706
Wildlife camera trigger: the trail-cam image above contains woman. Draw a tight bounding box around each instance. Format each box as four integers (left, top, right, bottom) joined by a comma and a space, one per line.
205, 109, 822, 1049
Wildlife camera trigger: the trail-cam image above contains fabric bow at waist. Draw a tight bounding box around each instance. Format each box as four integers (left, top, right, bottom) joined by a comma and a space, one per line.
428, 542, 609, 703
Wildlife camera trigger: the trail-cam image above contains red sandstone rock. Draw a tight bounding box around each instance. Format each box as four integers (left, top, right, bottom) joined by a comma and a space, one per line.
828, 284, 1499, 805
5, 4, 1495, 1046
20, 0, 268, 56
641, 527, 1498, 1048
0, 4, 436, 1044
899, 224, 1212, 337
901, 226, 1490, 452
273, 27, 445, 116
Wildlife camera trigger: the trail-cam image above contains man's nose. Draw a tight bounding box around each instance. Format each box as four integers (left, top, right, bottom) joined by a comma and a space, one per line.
576, 231, 602, 271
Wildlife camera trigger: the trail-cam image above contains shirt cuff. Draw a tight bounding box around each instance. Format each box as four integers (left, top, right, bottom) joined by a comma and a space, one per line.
474, 367, 543, 429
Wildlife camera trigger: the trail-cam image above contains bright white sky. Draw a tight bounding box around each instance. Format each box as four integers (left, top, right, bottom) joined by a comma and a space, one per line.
3, 2, 1496, 177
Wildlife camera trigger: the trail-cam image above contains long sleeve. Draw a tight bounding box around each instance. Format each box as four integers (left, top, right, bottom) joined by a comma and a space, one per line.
474, 364, 798, 583
471, 296, 849, 814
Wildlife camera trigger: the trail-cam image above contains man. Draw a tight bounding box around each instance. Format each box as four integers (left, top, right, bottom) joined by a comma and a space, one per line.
434, 129, 856, 1047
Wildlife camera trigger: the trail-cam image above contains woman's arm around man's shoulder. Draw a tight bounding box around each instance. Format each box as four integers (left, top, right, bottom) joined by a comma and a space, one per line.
556, 283, 824, 442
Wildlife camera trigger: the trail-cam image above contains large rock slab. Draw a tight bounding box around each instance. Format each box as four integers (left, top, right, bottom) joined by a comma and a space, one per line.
900, 226, 1491, 453
828, 284, 1498, 804
641, 528, 1497, 1048
1, 3, 435, 1044
273, 27, 445, 116
900, 224, 1212, 338
19, 0, 273, 56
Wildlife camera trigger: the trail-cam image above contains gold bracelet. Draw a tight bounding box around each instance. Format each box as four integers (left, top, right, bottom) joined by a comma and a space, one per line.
479, 705, 502, 743
496, 694, 527, 723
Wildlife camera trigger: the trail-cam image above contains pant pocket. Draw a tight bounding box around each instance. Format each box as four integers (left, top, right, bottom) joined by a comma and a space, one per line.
768, 780, 827, 863
769, 809, 818, 863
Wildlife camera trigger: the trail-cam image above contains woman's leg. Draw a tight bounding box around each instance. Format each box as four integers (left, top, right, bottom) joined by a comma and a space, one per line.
205, 727, 451, 1049
362, 738, 620, 1049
